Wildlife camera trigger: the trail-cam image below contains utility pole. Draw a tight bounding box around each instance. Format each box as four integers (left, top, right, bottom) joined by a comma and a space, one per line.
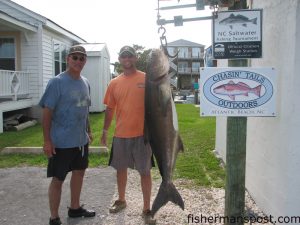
224, 0, 248, 224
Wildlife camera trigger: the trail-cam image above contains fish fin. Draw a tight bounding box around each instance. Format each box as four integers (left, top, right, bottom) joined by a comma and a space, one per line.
238, 14, 249, 20
151, 182, 184, 216
253, 85, 262, 97
228, 80, 235, 84
158, 85, 171, 117
229, 95, 235, 100
177, 134, 184, 152
237, 82, 250, 88
171, 99, 179, 131
252, 18, 257, 25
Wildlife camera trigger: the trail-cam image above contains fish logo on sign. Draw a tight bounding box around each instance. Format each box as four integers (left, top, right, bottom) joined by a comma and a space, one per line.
203, 70, 274, 109
219, 13, 257, 29
213, 81, 261, 101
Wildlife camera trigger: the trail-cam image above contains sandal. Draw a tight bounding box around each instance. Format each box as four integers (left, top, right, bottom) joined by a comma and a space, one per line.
109, 200, 127, 213
142, 209, 156, 225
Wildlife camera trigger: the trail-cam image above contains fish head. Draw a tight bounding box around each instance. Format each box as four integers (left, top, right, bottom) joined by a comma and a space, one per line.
146, 48, 169, 81
213, 84, 226, 94
219, 13, 235, 25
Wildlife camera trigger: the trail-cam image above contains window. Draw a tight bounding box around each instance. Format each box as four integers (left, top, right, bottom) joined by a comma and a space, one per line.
178, 62, 188, 73
178, 47, 188, 58
167, 47, 175, 56
192, 48, 201, 58
192, 62, 200, 72
0, 38, 15, 70
53, 41, 67, 76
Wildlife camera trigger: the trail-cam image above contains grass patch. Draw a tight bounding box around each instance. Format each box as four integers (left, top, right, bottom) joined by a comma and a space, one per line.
0, 152, 110, 169
175, 104, 225, 187
0, 112, 115, 149
0, 153, 47, 168
0, 125, 43, 149
0, 105, 225, 187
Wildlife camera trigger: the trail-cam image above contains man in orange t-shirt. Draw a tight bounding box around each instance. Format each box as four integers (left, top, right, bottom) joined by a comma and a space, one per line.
100, 46, 156, 224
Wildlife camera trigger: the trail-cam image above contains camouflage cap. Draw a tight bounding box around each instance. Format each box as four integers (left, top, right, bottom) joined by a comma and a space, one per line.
119, 46, 136, 57
68, 45, 87, 56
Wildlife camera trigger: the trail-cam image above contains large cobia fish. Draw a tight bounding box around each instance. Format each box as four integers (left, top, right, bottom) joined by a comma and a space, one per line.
144, 48, 184, 216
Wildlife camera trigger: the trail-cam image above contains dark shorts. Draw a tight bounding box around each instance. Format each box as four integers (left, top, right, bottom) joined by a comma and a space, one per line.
47, 144, 89, 181
109, 136, 154, 175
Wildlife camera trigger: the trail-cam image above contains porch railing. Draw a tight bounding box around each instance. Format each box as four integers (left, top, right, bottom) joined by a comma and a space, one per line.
178, 67, 200, 75
0, 70, 29, 100
177, 52, 204, 59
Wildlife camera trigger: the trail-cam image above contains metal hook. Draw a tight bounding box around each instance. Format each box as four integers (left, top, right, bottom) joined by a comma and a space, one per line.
167, 48, 179, 58
160, 37, 179, 59
158, 26, 166, 37
157, 26, 179, 58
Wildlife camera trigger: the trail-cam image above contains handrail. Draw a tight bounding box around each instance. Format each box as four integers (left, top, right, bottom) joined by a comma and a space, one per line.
0, 70, 30, 100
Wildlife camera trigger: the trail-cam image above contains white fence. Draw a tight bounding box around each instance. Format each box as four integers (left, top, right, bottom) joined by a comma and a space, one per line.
0, 70, 29, 100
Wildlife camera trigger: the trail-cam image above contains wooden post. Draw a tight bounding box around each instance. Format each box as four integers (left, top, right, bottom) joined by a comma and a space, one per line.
225, 116, 247, 225
0, 110, 3, 133
224, 0, 248, 224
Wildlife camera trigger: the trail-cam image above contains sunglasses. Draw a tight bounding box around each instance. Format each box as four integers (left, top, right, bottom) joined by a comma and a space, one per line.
70, 55, 86, 62
120, 53, 134, 59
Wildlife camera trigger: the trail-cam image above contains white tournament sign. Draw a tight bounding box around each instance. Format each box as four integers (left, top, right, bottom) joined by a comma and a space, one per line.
213, 9, 263, 59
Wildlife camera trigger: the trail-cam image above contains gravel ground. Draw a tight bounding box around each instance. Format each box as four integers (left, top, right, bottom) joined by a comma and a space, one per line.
0, 167, 115, 225
0, 167, 271, 225
103, 169, 273, 225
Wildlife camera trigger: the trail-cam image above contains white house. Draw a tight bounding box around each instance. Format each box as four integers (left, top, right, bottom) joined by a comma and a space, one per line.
80, 43, 111, 112
0, 0, 111, 133
214, 0, 300, 220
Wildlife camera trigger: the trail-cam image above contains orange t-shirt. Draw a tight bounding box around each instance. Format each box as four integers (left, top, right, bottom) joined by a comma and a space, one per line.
103, 70, 145, 138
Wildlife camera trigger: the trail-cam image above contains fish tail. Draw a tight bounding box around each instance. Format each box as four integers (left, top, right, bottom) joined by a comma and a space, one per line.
253, 85, 262, 97
151, 181, 184, 216
252, 18, 257, 25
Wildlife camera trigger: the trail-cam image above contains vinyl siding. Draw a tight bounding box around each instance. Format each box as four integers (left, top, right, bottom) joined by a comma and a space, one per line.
20, 31, 40, 103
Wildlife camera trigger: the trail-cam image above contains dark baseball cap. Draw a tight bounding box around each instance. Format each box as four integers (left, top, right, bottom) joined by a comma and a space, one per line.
68, 45, 87, 56
119, 46, 136, 57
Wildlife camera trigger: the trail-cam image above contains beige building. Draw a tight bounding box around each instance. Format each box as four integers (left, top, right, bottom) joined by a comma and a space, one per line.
167, 39, 205, 90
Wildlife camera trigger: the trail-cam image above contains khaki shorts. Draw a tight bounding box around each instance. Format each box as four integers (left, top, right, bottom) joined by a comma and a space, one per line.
109, 136, 153, 175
